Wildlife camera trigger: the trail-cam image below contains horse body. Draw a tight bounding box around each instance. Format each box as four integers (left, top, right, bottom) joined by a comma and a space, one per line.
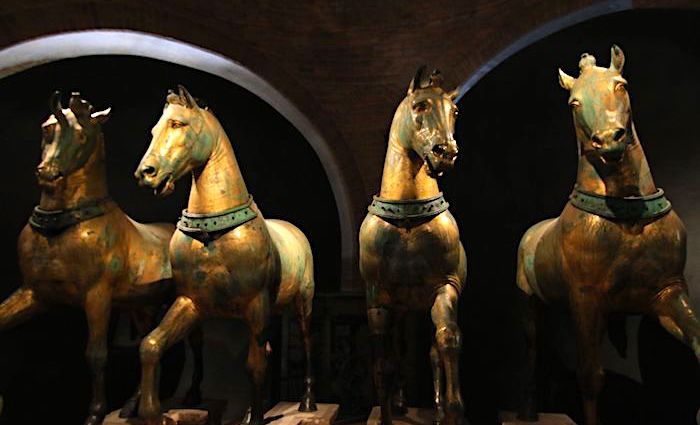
517, 46, 700, 425
0, 92, 201, 425
360, 68, 465, 425
520, 205, 686, 311
18, 204, 174, 307
134, 87, 316, 424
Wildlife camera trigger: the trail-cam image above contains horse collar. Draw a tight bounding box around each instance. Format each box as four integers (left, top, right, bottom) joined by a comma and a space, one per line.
29, 197, 112, 234
569, 187, 671, 220
368, 192, 449, 221
177, 195, 258, 243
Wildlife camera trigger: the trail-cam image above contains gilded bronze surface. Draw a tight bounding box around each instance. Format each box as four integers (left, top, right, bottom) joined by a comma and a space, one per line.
516, 46, 700, 425
359, 68, 466, 425
134, 86, 317, 424
0, 92, 202, 425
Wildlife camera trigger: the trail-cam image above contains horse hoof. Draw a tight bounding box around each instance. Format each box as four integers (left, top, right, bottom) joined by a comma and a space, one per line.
84, 413, 105, 425
392, 402, 408, 416
299, 395, 317, 412
119, 397, 139, 418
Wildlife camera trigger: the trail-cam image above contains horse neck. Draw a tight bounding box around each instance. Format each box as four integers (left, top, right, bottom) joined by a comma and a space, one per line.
39, 135, 108, 210
187, 117, 249, 214
379, 105, 440, 200
575, 125, 657, 197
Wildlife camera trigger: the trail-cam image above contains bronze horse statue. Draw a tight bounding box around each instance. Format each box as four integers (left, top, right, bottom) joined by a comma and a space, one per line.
359, 67, 466, 425
134, 86, 317, 423
517, 46, 700, 425
0, 92, 202, 425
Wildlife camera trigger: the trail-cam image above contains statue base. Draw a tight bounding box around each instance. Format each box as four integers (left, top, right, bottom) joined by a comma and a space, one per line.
499, 411, 577, 425
265, 402, 340, 425
367, 407, 434, 425
103, 409, 207, 425
103, 399, 226, 425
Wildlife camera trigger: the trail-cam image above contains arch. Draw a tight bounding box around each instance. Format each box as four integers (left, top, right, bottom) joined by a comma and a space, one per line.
455, 0, 634, 101
0, 29, 355, 286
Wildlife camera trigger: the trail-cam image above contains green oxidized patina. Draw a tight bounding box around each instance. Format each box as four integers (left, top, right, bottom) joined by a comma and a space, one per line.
368, 192, 449, 220
569, 187, 671, 220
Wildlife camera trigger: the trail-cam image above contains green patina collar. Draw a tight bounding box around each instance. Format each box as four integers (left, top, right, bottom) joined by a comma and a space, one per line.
569, 187, 671, 220
177, 195, 258, 241
29, 197, 111, 233
368, 192, 449, 220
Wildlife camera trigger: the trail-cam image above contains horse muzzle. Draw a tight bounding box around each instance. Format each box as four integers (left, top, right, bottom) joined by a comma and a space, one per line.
135, 161, 175, 197
425, 141, 458, 177
36, 163, 63, 184
591, 127, 627, 163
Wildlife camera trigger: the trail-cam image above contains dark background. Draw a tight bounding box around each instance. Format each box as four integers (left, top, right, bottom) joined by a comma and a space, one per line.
0, 7, 698, 425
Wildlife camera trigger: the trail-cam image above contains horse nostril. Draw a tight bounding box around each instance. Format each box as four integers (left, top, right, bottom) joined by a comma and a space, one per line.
141, 165, 157, 177
613, 128, 626, 141
592, 135, 603, 148
432, 145, 446, 156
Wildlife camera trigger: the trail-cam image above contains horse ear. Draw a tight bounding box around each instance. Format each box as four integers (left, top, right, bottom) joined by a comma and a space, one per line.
447, 88, 459, 101
558, 68, 575, 90
610, 44, 625, 74
90, 107, 111, 124
69, 92, 93, 120
408, 65, 427, 95
49, 91, 68, 124
178, 85, 199, 109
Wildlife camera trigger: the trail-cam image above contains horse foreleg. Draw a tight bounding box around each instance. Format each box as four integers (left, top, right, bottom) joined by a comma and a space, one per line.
295, 290, 317, 412
0, 286, 41, 330
368, 304, 394, 425
182, 324, 204, 406
83, 284, 112, 425
653, 283, 700, 362
242, 291, 271, 425
430, 342, 445, 425
431, 285, 463, 425
517, 295, 539, 421
138, 296, 199, 420
571, 293, 604, 425
120, 307, 158, 418
391, 312, 407, 415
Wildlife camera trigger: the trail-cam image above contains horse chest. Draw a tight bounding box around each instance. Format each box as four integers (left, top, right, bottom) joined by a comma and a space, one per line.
169, 225, 277, 317
559, 211, 685, 293
360, 213, 461, 288
18, 224, 117, 303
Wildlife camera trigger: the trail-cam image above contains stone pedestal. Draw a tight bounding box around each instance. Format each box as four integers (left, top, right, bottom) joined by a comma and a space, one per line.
103, 408, 207, 425
367, 407, 434, 425
265, 402, 340, 425
499, 411, 577, 425
103, 399, 226, 425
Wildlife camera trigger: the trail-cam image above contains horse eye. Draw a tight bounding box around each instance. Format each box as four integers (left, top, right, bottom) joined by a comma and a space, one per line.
170, 120, 187, 129
569, 99, 581, 108
413, 100, 430, 113
615, 82, 626, 93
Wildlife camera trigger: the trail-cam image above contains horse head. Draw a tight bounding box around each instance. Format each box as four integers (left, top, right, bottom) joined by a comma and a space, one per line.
395, 66, 460, 178
37, 91, 110, 188
135, 85, 214, 197
559, 45, 633, 166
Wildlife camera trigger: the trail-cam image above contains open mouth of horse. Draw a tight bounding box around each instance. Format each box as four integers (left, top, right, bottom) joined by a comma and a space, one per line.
600, 149, 625, 164
153, 174, 175, 197
425, 149, 456, 178
36, 172, 65, 188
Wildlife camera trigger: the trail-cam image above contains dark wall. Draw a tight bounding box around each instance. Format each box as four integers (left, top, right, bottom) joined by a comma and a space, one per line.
0, 56, 339, 424
445, 9, 700, 424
